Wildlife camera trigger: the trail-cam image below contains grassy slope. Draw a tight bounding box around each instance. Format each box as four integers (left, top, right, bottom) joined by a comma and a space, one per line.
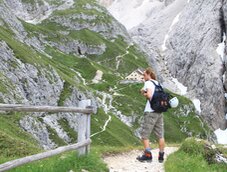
91, 109, 141, 146
0, 113, 41, 164
165, 138, 227, 172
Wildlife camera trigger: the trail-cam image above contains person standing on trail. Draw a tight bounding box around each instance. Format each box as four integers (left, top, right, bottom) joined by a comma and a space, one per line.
137, 67, 165, 163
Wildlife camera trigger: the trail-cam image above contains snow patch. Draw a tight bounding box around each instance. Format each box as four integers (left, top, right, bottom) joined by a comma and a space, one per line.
216, 33, 226, 62
162, 13, 181, 51
171, 77, 187, 95
192, 99, 201, 114
225, 93, 227, 99
214, 128, 227, 144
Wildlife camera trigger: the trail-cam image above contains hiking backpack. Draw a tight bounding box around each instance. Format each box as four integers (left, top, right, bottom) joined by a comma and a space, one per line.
149, 81, 171, 113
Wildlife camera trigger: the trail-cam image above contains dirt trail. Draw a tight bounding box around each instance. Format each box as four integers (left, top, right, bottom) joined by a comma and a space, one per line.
103, 147, 178, 172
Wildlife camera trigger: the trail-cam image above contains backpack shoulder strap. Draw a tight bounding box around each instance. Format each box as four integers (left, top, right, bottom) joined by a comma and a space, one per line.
150, 80, 157, 86
150, 80, 163, 91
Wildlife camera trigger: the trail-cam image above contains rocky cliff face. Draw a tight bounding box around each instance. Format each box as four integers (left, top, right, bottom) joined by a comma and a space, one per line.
223, 0, 227, 128
106, 0, 227, 129
164, 0, 226, 129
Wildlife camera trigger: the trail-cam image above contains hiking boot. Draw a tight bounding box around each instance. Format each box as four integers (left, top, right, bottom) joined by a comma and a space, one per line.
158, 152, 164, 163
136, 150, 152, 162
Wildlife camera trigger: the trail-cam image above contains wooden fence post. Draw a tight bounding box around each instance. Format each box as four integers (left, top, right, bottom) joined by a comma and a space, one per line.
78, 99, 91, 155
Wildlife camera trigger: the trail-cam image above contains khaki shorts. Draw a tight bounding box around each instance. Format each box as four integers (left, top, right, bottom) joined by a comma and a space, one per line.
140, 112, 164, 139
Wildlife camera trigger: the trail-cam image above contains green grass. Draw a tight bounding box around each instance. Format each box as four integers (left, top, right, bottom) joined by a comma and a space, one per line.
46, 125, 67, 146
0, 113, 41, 164
112, 83, 145, 116
165, 138, 227, 172
91, 108, 141, 146
0, 72, 11, 94
0, 26, 43, 65
7, 150, 108, 172
58, 118, 77, 143
68, 29, 106, 44
58, 81, 73, 106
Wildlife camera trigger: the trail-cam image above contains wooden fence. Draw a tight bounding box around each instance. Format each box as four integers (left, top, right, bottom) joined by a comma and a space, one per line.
0, 100, 95, 172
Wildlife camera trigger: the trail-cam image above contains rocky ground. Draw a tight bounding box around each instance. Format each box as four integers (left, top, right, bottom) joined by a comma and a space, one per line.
103, 147, 178, 172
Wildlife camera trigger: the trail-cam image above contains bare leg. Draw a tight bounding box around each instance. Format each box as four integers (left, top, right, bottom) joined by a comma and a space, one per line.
142, 139, 150, 149
159, 138, 165, 152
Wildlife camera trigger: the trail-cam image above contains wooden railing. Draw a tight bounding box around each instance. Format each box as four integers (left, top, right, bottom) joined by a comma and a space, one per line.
0, 100, 95, 172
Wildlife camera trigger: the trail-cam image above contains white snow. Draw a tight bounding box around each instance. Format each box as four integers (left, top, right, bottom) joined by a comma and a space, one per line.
162, 35, 169, 51
216, 33, 226, 62
214, 128, 227, 144
162, 13, 181, 51
171, 77, 187, 95
225, 93, 227, 99
192, 99, 201, 114
108, 0, 164, 30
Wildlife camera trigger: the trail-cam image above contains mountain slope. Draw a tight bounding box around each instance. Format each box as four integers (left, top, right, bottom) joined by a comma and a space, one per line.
0, 0, 147, 150
0, 0, 209, 161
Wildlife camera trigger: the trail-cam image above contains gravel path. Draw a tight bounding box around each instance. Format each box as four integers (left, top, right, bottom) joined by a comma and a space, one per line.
103, 147, 178, 172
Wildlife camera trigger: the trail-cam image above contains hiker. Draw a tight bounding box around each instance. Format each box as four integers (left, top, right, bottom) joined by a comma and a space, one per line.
137, 67, 165, 163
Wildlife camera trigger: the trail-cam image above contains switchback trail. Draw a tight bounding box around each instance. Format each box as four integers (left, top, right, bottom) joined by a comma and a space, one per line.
103, 147, 178, 172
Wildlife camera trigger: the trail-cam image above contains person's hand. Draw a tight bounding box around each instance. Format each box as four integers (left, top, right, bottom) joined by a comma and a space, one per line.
140, 89, 147, 94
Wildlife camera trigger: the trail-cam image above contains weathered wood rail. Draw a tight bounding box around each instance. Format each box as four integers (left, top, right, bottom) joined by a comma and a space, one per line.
0, 100, 95, 172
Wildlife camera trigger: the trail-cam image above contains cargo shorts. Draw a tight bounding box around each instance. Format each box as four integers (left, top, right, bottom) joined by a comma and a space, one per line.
140, 112, 164, 140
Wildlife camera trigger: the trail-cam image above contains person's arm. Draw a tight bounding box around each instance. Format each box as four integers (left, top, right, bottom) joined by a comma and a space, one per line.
143, 88, 152, 99
141, 81, 153, 99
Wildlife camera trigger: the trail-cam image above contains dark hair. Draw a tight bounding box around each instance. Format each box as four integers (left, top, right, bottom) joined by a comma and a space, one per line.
145, 67, 156, 80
